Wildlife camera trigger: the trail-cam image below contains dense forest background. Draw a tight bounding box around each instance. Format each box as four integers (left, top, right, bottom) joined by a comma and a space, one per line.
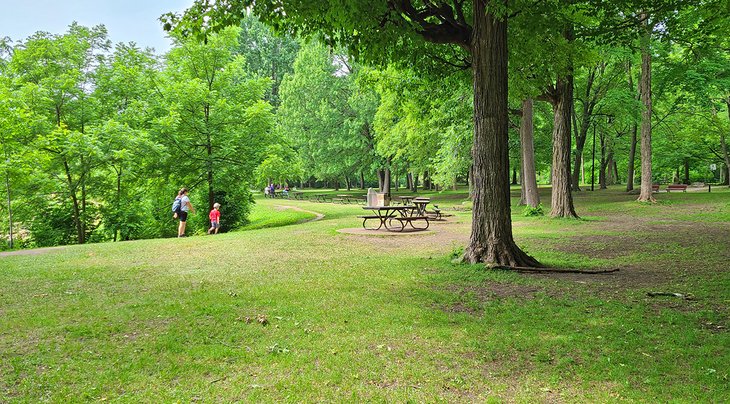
0, 9, 728, 249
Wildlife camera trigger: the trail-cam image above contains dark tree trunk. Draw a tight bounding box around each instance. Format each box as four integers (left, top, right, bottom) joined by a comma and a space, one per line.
599, 130, 607, 189
384, 166, 391, 198
571, 66, 599, 192
346, 176, 352, 191
520, 98, 540, 208
63, 159, 84, 244
378, 169, 385, 191
722, 99, 730, 187
626, 123, 638, 191
683, 158, 690, 185
359, 171, 365, 189
411, 173, 419, 193
511, 167, 517, 185
406, 172, 413, 190
462, 1, 540, 267
612, 159, 620, 184
468, 164, 474, 199
637, 13, 655, 202
626, 62, 638, 192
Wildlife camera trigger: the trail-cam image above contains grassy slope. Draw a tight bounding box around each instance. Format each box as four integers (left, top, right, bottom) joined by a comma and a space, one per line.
1, 187, 728, 402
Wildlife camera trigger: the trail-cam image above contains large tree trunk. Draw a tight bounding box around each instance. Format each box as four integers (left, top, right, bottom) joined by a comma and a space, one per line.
520, 98, 540, 208
549, 76, 579, 217
359, 171, 365, 189
462, 1, 540, 267
637, 13, 655, 202
683, 158, 690, 185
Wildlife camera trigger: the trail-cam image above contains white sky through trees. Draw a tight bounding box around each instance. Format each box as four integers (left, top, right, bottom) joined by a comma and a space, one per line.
0, 0, 193, 52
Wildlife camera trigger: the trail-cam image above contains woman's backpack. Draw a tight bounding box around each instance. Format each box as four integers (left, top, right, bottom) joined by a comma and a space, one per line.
172, 197, 182, 214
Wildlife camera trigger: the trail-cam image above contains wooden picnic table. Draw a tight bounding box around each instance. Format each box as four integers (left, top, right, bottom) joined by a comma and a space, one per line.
335, 194, 364, 204
412, 198, 430, 216
312, 194, 329, 203
359, 205, 429, 232
289, 191, 304, 200
398, 196, 415, 205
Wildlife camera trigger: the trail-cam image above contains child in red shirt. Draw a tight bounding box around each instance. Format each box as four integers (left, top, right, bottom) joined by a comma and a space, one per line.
208, 203, 221, 234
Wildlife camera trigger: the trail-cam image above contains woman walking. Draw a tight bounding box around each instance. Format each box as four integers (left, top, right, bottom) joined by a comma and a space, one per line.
177, 188, 195, 237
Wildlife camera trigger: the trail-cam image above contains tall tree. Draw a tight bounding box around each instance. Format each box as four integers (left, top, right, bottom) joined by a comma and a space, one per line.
154, 27, 274, 214
163, 0, 541, 267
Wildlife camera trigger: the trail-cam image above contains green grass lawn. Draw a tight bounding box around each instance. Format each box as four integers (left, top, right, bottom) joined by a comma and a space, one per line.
1, 186, 729, 401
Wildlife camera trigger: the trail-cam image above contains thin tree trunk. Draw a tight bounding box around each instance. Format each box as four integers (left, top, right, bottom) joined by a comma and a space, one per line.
63, 159, 84, 244
462, 0, 540, 267
722, 99, 730, 187
359, 171, 365, 189
626, 62, 638, 192
599, 130, 607, 189
683, 158, 690, 185
637, 13, 655, 202
520, 98, 539, 208
511, 167, 518, 185
626, 123, 638, 191
519, 156, 526, 206
468, 164, 474, 199
5, 163, 12, 249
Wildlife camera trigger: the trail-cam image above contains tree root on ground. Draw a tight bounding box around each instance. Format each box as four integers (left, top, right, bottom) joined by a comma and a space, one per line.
646, 291, 694, 300
491, 266, 620, 274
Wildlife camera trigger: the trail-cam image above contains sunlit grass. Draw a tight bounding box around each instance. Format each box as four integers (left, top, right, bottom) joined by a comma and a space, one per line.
1, 187, 728, 401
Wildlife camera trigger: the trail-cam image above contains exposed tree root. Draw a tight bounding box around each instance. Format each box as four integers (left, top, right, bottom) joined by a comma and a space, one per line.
491, 266, 620, 274
647, 291, 694, 300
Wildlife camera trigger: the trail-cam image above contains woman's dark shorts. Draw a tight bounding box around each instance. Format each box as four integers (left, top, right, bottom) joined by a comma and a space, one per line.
179, 211, 188, 222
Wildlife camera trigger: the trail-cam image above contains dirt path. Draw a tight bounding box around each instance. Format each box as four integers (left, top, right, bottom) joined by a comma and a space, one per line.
0, 245, 68, 257
273, 204, 325, 222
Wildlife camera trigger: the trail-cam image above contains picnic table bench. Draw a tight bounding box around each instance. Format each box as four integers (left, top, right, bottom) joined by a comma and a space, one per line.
359, 205, 430, 232
312, 194, 329, 203
289, 191, 304, 200
666, 184, 688, 192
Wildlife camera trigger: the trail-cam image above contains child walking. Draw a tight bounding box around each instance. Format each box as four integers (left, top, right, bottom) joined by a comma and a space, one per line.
208, 203, 221, 234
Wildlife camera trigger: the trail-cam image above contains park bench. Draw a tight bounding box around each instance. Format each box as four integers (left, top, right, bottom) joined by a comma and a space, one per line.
666, 184, 687, 192
652, 184, 660, 192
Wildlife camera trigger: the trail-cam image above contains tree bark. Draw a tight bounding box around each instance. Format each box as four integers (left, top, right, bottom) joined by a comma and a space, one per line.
462, 1, 540, 267
722, 99, 730, 187
547, 25, 579, 218
549, 75, 579, 217
359, 171, 365, 189
5, 160, 13, 249
63, 159, 84, 244
637, 13, 655, 202
683, 158, 690, 185
599, 130, 607, 189
626, 62, 638, 192
520, 98, 540, 208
